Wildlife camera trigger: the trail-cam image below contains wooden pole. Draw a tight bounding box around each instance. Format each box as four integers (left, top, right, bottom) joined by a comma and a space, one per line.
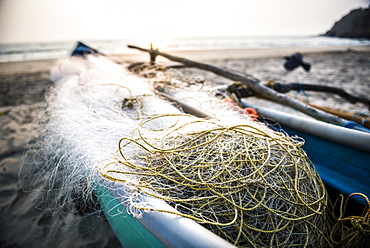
266, 82, 370, 108
149, 43, 158, 65
157, 92, 211, 118
128, 45, 349, 127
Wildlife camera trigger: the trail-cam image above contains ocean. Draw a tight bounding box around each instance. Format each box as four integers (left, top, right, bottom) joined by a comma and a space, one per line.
1, 36, 369, 63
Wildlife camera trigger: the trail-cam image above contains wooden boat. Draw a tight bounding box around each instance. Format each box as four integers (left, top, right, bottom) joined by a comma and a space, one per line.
70, 41, 370, 247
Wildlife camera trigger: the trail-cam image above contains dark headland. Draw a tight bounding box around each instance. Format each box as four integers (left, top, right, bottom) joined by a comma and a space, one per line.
323, 5, 370, 39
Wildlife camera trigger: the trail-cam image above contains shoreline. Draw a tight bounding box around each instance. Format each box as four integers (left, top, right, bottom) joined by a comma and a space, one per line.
137, 45, 370, 61
1, 45, 370, 74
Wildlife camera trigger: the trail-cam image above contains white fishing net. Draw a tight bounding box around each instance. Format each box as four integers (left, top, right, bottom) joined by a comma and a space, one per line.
20, 55, 331, 246
20, 55, 182, 231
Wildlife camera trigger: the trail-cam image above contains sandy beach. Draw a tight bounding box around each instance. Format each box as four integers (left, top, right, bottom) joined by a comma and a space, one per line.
1, 46, 370, 247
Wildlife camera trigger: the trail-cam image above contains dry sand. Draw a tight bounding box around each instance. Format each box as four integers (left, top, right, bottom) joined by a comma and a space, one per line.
1, 46, 369, 248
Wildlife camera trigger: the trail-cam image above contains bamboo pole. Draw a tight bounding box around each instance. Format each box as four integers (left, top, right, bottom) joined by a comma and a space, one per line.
265, 82, 370, 108
157, 92, 211, 118
128, 45, 349, 127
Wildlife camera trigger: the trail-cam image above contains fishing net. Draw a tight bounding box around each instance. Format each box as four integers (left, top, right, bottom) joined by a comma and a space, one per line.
19, 56, 182, 232
99, 113, 331, 247
20, 55, 360, 246
129, 62, 370, 247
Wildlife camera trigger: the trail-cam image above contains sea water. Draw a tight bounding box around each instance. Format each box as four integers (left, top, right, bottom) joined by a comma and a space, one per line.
1, 36, 369, 63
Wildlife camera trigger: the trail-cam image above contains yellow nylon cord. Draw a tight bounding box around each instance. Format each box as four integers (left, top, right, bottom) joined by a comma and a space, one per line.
99, 114, 331, 247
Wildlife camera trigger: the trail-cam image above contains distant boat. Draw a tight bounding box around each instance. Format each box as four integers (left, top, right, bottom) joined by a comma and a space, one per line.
71, 41, 101, 57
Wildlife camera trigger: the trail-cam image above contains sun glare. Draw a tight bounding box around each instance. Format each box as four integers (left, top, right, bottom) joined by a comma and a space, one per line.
132, 35, 171, 50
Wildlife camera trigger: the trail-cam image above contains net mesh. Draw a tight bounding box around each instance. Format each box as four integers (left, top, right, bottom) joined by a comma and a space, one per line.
98, 114, 331, 247
21, 55, 369, 247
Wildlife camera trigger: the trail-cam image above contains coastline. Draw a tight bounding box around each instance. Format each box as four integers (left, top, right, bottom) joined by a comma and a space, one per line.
1, 45, 370, 74
119, 45, 370, 62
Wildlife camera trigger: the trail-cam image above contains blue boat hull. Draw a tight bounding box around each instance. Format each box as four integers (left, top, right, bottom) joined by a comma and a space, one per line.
283, 126, 370, 205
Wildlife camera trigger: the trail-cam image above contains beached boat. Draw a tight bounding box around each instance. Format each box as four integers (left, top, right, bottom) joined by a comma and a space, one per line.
70, 42, 370, 247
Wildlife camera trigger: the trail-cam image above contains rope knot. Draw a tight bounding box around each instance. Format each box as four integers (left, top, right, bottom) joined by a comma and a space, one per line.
122, 97, 139, 109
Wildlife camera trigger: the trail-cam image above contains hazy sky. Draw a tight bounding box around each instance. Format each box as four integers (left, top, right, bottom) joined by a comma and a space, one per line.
0, 0, 369, 44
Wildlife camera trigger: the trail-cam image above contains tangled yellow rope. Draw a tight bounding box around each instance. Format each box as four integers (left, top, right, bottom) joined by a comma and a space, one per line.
99, 114, 331, 247
330, 193, 370, 247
